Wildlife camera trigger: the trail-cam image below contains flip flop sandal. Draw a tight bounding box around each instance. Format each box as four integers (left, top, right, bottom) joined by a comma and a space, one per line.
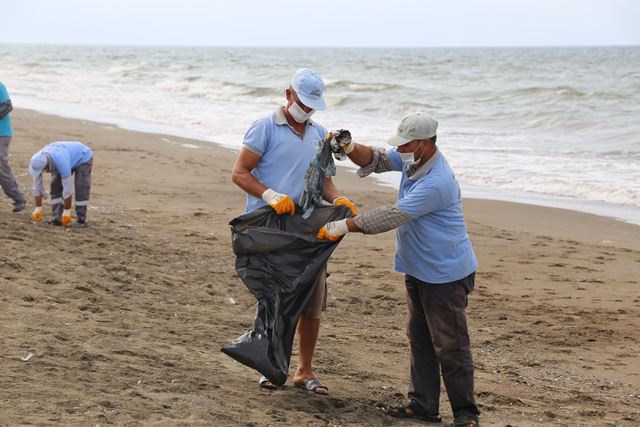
258, 376, 278, 390
294, 378, 328, 395
384, 400, 442, 422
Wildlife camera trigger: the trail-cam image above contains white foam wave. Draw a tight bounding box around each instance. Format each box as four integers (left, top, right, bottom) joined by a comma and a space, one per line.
2, 44, 639, 223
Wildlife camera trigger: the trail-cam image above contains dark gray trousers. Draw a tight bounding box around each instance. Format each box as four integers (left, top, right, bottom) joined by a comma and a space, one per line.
405, 273, 479, 418
0, 136, 25, 204
50, 160, 92, 222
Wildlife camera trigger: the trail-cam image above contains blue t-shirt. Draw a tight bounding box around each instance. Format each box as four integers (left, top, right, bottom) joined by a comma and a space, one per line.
39, 141, 93, 177
242, 109, 329, 213
0, 82, 12, 136
389, 149, 478, 284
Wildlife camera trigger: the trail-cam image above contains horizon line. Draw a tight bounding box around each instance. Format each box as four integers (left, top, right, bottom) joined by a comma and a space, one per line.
1, 41, 639, 49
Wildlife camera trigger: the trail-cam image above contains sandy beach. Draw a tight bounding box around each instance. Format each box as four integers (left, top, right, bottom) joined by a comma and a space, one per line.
1, 108, 639, 426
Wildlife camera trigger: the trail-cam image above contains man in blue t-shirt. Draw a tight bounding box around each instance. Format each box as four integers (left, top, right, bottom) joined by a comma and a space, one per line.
28, 141, 94, 228
231, 68, 358, 395
0, 81, 27, 212
317, 113, 480, 427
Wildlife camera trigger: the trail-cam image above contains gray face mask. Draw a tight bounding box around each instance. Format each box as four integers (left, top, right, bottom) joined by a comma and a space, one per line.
288, 101, 315, 123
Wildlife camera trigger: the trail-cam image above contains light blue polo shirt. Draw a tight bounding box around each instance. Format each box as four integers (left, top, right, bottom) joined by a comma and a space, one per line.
388, 149, 478, 284
39, 141, 93, 177
0, 82, 12, 136
242, 108, 329, 213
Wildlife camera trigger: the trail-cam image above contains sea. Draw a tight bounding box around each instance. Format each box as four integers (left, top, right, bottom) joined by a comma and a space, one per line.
2, 44, 639, 224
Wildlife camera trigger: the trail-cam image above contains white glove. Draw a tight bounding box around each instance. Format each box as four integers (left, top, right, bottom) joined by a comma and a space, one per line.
261, 188, 295, 215
316, 218, 350, 241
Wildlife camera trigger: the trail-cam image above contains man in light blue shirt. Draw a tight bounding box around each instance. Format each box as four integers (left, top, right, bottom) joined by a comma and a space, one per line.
0, 81, 27, 212
317, 113, 480, 427
231, 68, 358, 395
28, 141, 93, 228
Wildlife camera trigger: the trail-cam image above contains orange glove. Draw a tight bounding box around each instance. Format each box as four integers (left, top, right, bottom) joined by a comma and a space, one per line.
61, 209, 73, 227
32, 206, 43, 222
262, 189, 295, 216
316, 218, 349, 241
333, 196, 358, 216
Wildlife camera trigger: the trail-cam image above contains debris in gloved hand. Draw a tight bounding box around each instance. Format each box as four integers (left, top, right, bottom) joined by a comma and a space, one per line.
329, 129, 352, 161
299, 132, 336, 219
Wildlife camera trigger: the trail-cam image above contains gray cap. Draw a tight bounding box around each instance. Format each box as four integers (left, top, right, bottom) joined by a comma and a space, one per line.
386, 112, 438, 146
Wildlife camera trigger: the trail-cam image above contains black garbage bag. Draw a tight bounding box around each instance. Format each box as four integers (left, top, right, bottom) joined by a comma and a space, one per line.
221, 204, 351, 385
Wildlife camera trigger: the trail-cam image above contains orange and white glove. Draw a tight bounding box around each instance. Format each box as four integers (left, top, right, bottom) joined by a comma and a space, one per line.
32, 206, 43, 222
61, 209, 73, 227
333, 196, 358, 216
262, 188, 295, 216
317, 218, 349, 241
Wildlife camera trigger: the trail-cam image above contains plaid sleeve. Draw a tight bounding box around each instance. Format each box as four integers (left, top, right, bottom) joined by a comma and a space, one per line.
353, 204, 412, 234
356, 147, 396, 177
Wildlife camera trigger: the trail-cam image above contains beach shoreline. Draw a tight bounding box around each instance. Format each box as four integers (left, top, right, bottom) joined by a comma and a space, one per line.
11, 91, 640, 226
1, 109, 639, 426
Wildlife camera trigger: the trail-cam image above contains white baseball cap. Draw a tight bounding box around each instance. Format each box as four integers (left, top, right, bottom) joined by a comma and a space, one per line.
386, 112, 438, 146
291, 68, 326, 111
28, 152, 48, 177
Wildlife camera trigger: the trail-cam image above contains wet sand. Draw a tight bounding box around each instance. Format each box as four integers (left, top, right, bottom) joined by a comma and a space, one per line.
1, 109, 639, 426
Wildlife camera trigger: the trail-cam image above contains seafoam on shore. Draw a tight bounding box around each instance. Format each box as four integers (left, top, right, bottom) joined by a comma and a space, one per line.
2, 44, 639, 222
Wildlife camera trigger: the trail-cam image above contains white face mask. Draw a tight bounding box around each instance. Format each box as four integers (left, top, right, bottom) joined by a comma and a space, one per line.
398, 141, 424, 166
288, 101, 315, 123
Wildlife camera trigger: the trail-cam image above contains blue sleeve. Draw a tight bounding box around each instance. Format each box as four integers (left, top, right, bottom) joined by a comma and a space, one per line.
388, 148, 404, 172
396, 180, 444, 218
242, 117, 271, 157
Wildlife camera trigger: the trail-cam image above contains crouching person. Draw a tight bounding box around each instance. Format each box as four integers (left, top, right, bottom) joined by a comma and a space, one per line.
28, 141, 93, 228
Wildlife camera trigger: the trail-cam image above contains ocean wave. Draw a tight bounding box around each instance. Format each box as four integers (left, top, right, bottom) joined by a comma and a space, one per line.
493, 85, 629, 101
458, 173, 640, 208
184, 76, 202, 82
244, 86, 278, 97
107, 64, 147, 77
599, 149, 640, 159
325, 79, 406, 93
5, 44, 640, 217
210, 81, 279, 97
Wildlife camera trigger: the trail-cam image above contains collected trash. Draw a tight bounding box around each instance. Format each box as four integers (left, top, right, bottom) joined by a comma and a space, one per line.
299, 132, 337, 219
221, 204, 352, 385
328, 129, 352, 161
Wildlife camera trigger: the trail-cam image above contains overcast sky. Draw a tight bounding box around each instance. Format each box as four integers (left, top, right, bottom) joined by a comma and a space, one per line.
3, 0, 640, 47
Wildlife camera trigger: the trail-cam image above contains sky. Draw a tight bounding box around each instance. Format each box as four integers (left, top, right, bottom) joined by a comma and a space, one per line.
2, 0, 640, 47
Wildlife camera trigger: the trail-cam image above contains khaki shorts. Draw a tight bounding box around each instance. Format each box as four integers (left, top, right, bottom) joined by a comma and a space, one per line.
302, 263, 327, 320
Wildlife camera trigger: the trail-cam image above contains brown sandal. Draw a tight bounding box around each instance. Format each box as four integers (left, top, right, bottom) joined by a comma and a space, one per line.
384, 400, 442, 422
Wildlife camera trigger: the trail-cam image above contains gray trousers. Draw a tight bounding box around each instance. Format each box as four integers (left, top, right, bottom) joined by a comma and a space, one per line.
405, 273, 480, 418
0, 136, 25, 204
50, 160, 92, 222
